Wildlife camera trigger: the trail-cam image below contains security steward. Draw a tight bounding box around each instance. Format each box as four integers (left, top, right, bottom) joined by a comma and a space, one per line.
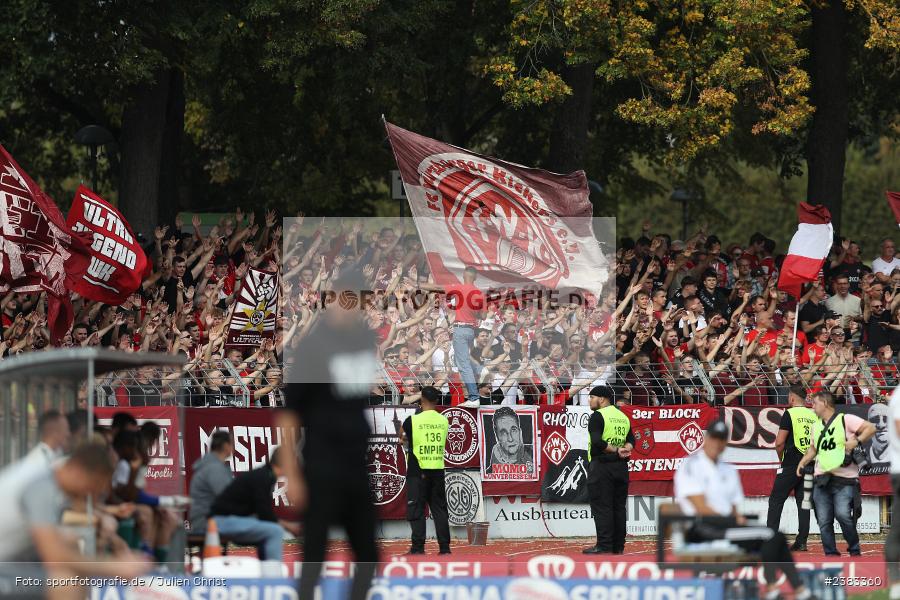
400, 386, 451, 554
766, 384, 816, 551
584, 385, 633, 555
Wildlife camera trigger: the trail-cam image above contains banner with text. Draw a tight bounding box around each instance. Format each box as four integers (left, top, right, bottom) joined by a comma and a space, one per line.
181, 407, 298, 522
226, 268, 279, 347
95, 407, 182, 496
66, 185, 149, 304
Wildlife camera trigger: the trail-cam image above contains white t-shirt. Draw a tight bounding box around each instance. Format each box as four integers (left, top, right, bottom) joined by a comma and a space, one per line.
674, 450, 744, 516
888, 388, 900, 475
872, 256, 900, 276
0, 461, 64, 561
492, 372, 519, 405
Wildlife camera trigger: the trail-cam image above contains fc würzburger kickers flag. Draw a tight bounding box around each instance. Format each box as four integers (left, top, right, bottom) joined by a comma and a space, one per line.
66, 185, 151, 304
226, 267, 279, 347
0, 144, 90, 343
776, 202, 833, 298
384, 121, 607, 292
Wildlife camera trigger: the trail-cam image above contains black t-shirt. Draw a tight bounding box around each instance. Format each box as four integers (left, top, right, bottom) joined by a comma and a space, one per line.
285, 317, 377, 478
126, 381, 162, 406
204, 386, 242, 407
798, 301, 825, 328
865, 312, 892, 352
163, 272, 196, 312
832, 262, 864, 294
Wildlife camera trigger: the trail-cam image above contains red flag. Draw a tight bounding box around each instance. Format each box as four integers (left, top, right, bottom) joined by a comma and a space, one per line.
886, 191, 900, 226
0, 145, 90, 344
66, 185, 151, 305
776, 202, 833, 298
384, 121, 607, 292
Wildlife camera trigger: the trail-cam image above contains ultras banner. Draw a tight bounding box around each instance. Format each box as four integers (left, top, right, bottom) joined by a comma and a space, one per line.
226, 267, 279, 347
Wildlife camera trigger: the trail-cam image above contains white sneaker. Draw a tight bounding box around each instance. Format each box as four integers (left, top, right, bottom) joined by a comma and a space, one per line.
460, 399, 481, 408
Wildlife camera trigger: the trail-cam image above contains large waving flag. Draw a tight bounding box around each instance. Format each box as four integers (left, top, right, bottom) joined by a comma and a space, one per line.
777, 203, 833, 298
0, 145, 90, 343
66, 185, 151, 305
384, 121, 607, 292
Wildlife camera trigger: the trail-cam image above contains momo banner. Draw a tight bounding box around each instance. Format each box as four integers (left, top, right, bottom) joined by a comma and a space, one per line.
95, 407, 182, 496
66, 185, 150, 304
226, 267, 279, 347
478, 406, 540, 496
385, 121, 607, 294
181, 407, 299, 521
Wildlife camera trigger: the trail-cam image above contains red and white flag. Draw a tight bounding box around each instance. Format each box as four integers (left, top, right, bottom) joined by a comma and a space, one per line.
0, 144, 90, 343
886, 191, 900, 227
66, 185, 151, 305
777, 202, 833, 298
384, 121, 607, 292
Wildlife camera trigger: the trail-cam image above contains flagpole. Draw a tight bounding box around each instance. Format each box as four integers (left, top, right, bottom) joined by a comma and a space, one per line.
790, 299, 800, 365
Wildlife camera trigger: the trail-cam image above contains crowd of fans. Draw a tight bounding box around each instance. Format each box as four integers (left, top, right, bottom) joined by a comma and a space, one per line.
2, 209, 900, 408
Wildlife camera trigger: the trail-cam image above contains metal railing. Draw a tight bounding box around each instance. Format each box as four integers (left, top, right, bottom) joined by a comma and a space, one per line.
90, 357, 900, 408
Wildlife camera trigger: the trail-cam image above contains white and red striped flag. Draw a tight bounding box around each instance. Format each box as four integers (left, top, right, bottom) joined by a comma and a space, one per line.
777, 202, 833, 298
384, 120, 607, 292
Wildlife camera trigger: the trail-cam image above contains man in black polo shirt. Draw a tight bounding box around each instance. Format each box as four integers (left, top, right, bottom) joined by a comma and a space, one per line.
209, 448, 298, 571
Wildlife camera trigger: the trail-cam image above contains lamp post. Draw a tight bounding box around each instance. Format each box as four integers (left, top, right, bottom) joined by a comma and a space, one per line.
669, 188, 694, 240
74, 125, 114, 190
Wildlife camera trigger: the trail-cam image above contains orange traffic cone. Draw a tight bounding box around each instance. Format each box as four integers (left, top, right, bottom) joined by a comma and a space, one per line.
203, 518, 222, 558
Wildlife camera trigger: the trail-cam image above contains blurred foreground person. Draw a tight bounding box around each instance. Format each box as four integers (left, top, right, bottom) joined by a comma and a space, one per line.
0, 443, 150, 599
674, 420, 811, 600
281, 269, 380, 600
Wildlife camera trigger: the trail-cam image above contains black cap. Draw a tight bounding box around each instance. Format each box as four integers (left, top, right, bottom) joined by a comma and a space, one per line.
706, 419, 729, 440
824, 310, 840, 320
589, 385, 614, 401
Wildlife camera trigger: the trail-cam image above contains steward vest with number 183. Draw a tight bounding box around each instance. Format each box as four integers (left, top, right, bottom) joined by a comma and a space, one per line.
813, 414, 846, 473
787, 406, 817, 460
588, 405, 631, 462
411, 411, 449, 470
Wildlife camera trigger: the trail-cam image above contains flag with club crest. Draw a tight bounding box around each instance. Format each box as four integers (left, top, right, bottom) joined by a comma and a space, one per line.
226, 267, 279, 347
0, 144, 90, 343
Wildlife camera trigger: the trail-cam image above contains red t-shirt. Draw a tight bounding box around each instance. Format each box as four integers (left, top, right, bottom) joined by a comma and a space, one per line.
447, 284, 483, 325
745, 329, 778, 358
800, 342, 826, 366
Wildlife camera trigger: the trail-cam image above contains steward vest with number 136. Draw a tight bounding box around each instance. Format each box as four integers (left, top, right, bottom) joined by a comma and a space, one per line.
813, 414, 846, 473
588, 405, 631, 462
787, 406, 817, 460
411, 410, 449, 470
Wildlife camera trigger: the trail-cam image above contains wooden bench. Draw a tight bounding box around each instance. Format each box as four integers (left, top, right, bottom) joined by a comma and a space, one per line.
656, 504, 761, 572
